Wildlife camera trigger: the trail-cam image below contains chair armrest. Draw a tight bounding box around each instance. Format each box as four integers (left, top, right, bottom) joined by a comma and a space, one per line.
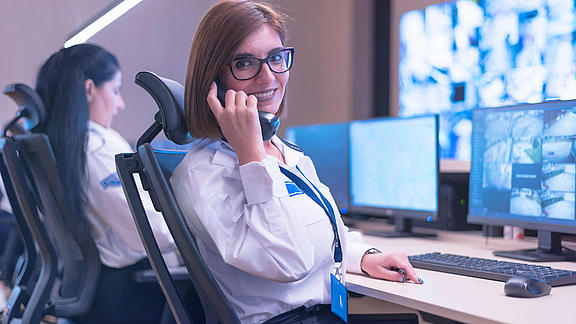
131, 266, 190, 283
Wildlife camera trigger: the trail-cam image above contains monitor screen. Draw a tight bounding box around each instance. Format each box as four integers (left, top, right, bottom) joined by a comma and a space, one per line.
285, 123, 349, 213
349, 115, 439, 221
468, 100, 576, 235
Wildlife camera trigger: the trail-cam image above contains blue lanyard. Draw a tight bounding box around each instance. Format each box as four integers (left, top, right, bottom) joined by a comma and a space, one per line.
279, 165, 343, 265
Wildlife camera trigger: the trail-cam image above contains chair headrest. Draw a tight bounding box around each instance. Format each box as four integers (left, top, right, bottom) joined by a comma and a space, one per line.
135, 71, 194, 145
3, 83, 47, 132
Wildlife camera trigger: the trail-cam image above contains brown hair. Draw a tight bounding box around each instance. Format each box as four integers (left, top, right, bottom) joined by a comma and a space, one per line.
184, 0, 288, 139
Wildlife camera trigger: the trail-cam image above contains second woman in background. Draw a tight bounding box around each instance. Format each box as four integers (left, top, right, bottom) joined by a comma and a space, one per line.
35, 43, 174, 324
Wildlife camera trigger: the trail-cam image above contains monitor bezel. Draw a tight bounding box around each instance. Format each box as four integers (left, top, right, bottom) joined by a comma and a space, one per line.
347, 114, 440, 221
467, 99, 576, 235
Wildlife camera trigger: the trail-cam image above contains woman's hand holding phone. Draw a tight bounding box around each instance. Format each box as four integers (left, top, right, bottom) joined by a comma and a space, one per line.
207, 82, 266, 165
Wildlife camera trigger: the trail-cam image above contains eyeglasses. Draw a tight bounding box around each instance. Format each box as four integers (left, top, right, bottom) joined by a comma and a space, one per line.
229, 47, 294, 81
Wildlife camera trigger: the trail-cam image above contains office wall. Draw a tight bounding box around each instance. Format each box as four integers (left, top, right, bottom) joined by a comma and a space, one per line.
0, 0, 373, 143
268, 0, 374, 130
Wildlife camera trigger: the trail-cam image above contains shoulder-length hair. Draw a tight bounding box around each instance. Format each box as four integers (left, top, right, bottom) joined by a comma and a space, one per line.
185, 0, 288, 139
35, 43, 119, 237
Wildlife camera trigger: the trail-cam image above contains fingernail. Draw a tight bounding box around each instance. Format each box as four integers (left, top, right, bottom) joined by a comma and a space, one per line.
418, 278, 424, 284
402, 276, 405, 283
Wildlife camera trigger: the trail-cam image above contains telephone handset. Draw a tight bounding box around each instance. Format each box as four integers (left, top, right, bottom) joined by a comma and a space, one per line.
215, 79, 279, 141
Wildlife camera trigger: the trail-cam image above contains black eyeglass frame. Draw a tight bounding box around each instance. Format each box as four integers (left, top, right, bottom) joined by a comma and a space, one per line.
228, 47, 295, 81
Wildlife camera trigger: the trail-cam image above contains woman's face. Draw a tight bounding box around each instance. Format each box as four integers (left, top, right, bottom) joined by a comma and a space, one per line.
88, 71, 125, 128
220, 24, 289, 115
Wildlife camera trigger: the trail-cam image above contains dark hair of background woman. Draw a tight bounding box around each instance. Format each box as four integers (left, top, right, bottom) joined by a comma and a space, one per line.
35, 43, 119, 238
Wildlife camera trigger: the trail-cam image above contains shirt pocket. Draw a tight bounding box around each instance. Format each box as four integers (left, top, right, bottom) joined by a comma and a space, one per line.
293, 195, 328, 227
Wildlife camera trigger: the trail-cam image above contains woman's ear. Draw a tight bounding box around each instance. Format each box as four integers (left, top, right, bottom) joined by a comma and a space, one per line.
85, 79, 95, 103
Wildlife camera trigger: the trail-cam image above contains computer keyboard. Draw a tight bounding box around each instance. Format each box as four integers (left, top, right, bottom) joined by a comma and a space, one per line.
408, 252, 576, 287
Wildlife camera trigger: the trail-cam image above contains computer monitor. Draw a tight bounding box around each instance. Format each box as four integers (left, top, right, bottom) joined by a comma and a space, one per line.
468, 99, 576, 261
348, 115, 439, 237
285, 123, 349, 213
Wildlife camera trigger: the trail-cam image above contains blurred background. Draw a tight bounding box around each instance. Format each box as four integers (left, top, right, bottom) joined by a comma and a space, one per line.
1, 0, 413, 144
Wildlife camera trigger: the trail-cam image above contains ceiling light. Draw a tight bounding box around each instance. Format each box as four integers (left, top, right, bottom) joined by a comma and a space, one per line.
64, 0, 143, 48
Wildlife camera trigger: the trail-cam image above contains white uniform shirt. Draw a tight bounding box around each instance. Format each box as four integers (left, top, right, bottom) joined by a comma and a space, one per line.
85, 121, 175, 268
170, 136, 373, 324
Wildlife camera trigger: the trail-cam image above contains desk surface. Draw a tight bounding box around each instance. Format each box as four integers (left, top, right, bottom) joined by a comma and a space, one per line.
346, 228, 576, 324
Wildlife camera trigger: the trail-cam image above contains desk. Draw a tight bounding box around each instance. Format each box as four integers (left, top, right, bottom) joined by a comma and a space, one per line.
346, 229, 576, 324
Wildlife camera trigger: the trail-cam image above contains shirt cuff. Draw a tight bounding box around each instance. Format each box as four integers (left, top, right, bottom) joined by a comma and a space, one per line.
239, 156, 287, 205
346, 242, 376, 274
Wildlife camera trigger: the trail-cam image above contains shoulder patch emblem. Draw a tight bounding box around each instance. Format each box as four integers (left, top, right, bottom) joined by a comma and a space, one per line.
101, 173, 121, 189
285, 181, 303, 197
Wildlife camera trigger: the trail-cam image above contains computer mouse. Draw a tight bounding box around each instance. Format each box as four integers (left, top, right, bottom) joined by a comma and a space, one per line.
504, 275, 551, 298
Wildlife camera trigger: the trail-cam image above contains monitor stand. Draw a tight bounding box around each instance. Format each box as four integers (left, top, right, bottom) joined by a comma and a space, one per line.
363, 217, 436, 238
494, 230, 576, 262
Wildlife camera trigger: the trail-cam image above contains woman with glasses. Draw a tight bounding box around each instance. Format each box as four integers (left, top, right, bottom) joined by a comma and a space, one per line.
171, 1, 422, 323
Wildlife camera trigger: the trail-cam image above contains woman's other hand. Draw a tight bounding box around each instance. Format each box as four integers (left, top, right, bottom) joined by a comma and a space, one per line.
360, 251, 423, 284
207, 82, 266, 165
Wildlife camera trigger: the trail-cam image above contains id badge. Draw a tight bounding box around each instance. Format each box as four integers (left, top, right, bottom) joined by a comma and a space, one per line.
330, 273, 348, 322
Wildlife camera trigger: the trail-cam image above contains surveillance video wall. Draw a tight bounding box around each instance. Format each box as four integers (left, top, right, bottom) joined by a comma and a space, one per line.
399, 0, 576, 161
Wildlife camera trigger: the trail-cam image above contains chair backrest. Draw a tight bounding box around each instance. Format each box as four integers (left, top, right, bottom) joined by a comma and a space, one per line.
0, 137, 57, 324
1, 84, 45, 289
1, 83, 49, 324
116, 71, 240, 324
14, 133, 101, 317
2, 84, 101, 323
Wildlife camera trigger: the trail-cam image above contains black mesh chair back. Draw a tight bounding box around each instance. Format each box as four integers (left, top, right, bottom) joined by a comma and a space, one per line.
1, 83, 49, 324
1, 83, 46, 291
13, 133, 101, 317
0, 137, 56, 324
116, 71, 240, 324
2, 84, 100, 323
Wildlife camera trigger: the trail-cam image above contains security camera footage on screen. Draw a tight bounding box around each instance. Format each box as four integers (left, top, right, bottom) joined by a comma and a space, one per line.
470, 106, 576, 225
399, 0, 576, 160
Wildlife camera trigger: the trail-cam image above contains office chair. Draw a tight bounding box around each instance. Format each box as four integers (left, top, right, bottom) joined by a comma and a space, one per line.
13, 133, 103, 319
1, 84, 49, 293
116, 71, 240, 324
0, 84, 49, 324
0, 137, 59, 324
2, 84, 100, 324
